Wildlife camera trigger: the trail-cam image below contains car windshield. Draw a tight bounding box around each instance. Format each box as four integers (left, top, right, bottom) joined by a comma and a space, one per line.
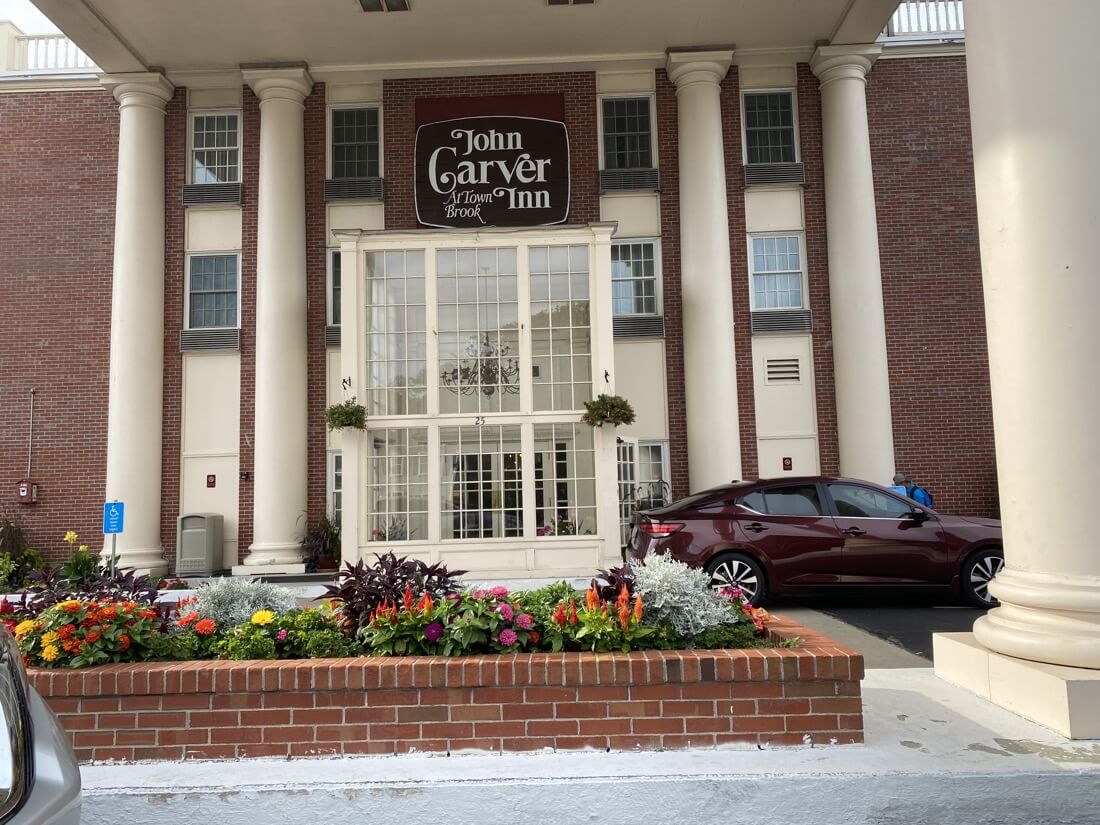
644, 483, 753, 515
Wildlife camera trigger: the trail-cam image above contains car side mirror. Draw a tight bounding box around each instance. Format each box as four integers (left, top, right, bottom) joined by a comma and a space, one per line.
903, 509, 929, 523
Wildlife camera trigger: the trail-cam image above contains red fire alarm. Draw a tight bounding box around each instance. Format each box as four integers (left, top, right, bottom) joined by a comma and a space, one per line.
16, 479, 38, 504
782, 457, 793, 472
206, 474, 216, 488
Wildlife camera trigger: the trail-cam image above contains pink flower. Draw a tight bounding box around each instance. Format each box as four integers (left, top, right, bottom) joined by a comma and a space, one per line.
497, 603, 514, 621
491, 585, 509, 598
515, 613, 533, 630
498, 629, 518, 646
276, 629, 288, 642
472, 589, 490, 599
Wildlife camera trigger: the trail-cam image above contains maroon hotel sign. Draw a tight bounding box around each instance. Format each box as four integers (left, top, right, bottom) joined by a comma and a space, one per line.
415, 115, 571, 229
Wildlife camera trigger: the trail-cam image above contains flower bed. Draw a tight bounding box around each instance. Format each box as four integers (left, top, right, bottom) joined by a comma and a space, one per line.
31, 615, 863, 763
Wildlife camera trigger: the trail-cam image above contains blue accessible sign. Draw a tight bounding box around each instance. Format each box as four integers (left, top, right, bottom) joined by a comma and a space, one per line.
103, 501, 125, 534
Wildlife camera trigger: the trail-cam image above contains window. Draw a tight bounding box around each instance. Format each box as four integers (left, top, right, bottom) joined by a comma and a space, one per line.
738, 490, 766, 513
762, 484, 823, 516
750, 234, 804, 310
328, 452, 343, 526
187, 254, 239, 329
827, 484, 914, 519
637, 441, 669, 505
366, 250, 427, 416
743, 92, 796, 165
441, 425, 523, 539
191, 113, 240, 184
329, 249, 342, 326
601, 97, 653, 170
331, 107, 380, 179
530, 245, 592, 411
535, 424, 597, 536
368, 428, 429, 541
611, 241, 659, 316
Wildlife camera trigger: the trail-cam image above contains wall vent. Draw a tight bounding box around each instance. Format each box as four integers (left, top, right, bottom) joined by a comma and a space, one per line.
360, 0, 409, 11
182, 182, 241, 207
765, 357, 801, 384
613, 315, 665, 339
599, 168, 659, 192
180, 328, 240, 352
751, 309, 812, 334
745, 163, 806, 187
325, 325, 341, 348
325, 177, 384, 202
547, 0, 595, 5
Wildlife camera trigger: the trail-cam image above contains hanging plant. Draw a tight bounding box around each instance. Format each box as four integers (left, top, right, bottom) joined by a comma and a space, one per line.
581, 394, 636, 428
324, 397, 366, 431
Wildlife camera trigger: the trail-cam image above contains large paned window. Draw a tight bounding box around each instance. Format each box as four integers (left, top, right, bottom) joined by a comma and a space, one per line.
750, 235, 804, 310
438, 248, 520, 414
611, 241, 658, 316
187, 254, 239, 329
366, 250, 427, 416
743, 92, 797, 165
359, 235, 608, 544
191, 113, 240, 184
331, 107, 381, 179
530, 245, 592, 411
601, 97, 653, 170
367, 428, 429, 542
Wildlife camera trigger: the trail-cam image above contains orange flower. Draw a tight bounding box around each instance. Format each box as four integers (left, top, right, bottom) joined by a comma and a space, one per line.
568, 599, 579, 626
194, 619, 216, 636
60, 601, 82, 614
138, 609, 158, 620
177, 611, 198, 627
552, 603, 567, 626
618, 604, 630, 629
84, 629, 101, 643
529, 630, 540, 645
416, 592, 433, 615
616, 585, 630, 610
57, 624, 76, 640
585, 587, 600, 612
62, 639, 80, 654
80, 618, 97, 628
118, 634, 131, 650
99, 606, 117, 621
403, 584, 414, 611
633, 595, 643, 623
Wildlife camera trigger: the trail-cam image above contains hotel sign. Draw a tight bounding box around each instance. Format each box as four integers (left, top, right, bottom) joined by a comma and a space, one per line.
415, 116, 570, 229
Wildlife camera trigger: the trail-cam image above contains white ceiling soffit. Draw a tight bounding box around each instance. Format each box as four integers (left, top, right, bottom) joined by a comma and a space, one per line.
31, 0, 900, 76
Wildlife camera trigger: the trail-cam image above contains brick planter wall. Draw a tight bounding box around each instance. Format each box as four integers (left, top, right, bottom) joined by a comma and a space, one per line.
32, 618, 862, 762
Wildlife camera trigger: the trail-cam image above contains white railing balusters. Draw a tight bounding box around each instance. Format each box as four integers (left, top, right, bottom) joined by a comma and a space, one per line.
884, 1, 966, 40
10, 33, 97, 72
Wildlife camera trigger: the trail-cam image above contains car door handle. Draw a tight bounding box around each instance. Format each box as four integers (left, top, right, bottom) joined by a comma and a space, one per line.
745, 522, 768, 533
843, 526, 867, 537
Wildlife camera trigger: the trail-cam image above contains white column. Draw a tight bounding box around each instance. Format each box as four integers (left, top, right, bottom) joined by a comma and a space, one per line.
238, 67, 313, 571
100, 72, 174, 576
811, 46, 896, 484
336, 235, 361, 567
666, 49, 742, 492
965, 0, 1100, 669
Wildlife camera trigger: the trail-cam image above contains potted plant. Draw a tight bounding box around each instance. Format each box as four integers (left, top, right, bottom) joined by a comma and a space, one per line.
324, 397, 366, 431
581, 394, 636, 428
301, 515, 341, 573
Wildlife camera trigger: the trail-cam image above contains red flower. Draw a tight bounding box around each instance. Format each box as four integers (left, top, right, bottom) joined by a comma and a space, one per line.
194, 619, 217, 636
138, 609, 157, 620
552, 603, 567, 626
57, 624, 76, 640
61, 601, 82, 614
0, 598, 12, 615
529, 630, 540, 645
568, 600, 579, 626
416, 592, 433, 615
403, 584, 414, 612
618, 604, 630, 629
118, 634, 131, 650
99, 606, 117, 621
84, 629, 101, 643
585, 587, 600, 612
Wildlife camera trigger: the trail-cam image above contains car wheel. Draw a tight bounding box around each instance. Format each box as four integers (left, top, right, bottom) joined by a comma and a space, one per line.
962, 549, 1004, 608
705, 553, 767, 607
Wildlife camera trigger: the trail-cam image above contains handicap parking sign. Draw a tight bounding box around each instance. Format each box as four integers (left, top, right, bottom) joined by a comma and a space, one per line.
103, 501, 125, 534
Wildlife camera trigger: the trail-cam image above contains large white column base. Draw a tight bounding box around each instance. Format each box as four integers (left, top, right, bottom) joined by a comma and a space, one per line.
934, 633, 1100, 739
230, 562, 306, 577
237, 542, 307, 572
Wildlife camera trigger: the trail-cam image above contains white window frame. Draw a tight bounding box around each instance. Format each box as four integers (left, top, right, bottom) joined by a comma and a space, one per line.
610, 237, 662, 317
327, 451, 343, 525
327, 247, 341, 326
187, 109, 243, 185
637, 440, 671, 490
183, 251, 243, 330
747, 232, 808, 312
597, 93, 658, 171
740, 88, 801, 166
326, 103, 384, 180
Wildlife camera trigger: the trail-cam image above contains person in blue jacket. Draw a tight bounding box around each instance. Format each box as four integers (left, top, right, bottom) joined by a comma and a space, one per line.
892, 473, 934, 508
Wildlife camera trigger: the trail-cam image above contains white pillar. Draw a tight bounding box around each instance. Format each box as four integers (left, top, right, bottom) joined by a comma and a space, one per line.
99, 72, 174, 577
666, 49, 742, 492
811, 46, 896, 484
238, 67, 313, 571
965, 0, 1100, 669
336, 236, 361, 568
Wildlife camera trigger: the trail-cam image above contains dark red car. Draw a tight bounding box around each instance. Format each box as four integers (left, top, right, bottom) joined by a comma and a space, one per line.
627, 476, 1003, 607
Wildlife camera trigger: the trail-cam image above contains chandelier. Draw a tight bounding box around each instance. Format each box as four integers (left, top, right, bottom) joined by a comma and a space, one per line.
441, 333, 520, 397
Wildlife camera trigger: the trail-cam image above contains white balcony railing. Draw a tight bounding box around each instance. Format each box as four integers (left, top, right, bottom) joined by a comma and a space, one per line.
12, 33, 97, 72
884, 1, 965, 40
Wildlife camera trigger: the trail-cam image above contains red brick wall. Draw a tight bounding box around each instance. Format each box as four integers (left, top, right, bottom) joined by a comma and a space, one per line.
305, 84, 329, 534
799, 64, 841, 476
159, 89, 187, 569
0, 91, 118, 563
382, 73, 599, 230
237, 88, 260, 557
866, 57, 997, 517
34, 617, 862, 762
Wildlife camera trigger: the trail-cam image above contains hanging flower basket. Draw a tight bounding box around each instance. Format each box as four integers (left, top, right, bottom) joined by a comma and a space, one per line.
324, 397, 366, 431
581, 394, 636, 428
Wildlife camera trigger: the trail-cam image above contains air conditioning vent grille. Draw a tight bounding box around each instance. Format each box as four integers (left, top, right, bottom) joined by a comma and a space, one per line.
599, 168, 659, 192
325, 177, 384, 201
180, 328, 240, 352
182, 183, 242, 206
745, 163, 806, 187
751, 309, 813, 334
325, 325, 341, 348
766, 358, 801, 383
613, 316, 665, 339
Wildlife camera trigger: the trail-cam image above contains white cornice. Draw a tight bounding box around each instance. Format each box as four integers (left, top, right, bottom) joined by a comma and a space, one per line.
165, 69, 244, 89
242, 66, 314, 102
734, 46, 815, 67
0, 73, 103, 92
810, 44, 882, 83
666, 48, 735, 90
879, 42, 966, 60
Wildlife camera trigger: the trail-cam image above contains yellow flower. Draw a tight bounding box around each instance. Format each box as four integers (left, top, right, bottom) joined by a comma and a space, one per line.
63, 531, 78, 545
41, 644, 59, 662
250, 610, 275, 626
13, 620, 35, 639
40, 631, 59, 645
78, 545, 89, 554
56, 600, 82, 613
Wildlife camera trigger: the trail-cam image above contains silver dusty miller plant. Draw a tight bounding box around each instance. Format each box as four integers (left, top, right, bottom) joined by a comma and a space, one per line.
193, 578, 298, 628
631, 553, 743, 639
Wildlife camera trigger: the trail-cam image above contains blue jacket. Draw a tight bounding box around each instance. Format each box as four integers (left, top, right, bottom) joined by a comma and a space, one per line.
905, 483, 933, 508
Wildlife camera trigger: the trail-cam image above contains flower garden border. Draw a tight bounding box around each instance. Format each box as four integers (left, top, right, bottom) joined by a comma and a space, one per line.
31, 615, 864, 763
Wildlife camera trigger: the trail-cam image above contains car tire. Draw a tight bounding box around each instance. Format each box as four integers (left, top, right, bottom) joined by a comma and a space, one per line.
705, 553, 768, 607
961, 548, 1005, 608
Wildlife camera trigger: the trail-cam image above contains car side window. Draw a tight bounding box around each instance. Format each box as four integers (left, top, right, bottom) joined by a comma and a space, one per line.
738, 491, 767, 513
762, 485, 823, 517
827, 483, 914, 519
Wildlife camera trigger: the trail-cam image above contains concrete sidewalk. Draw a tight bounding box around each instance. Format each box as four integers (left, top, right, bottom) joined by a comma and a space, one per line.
79, 669, 1100, 825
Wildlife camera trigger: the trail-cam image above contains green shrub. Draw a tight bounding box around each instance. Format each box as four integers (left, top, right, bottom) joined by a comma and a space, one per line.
193, 578, 298, 629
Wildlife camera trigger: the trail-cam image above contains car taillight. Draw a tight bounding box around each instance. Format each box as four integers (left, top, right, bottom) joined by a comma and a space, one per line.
639, 519, 684, 538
